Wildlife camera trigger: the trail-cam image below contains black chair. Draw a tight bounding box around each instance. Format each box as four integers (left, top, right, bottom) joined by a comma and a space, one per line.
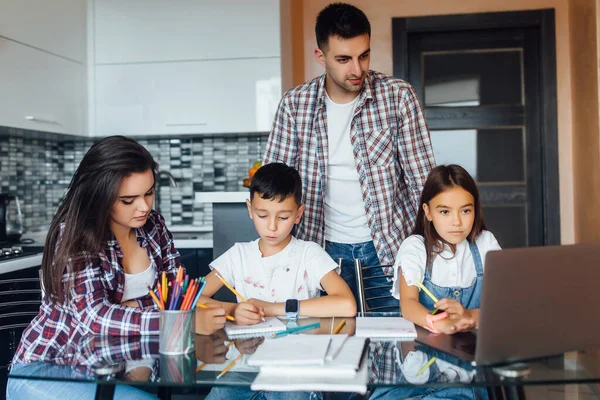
353, 259, 398, 313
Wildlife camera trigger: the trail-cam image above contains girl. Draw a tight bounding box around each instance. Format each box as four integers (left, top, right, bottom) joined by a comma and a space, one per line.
7, 136, 226, 400
396, 164, 500, 334
372, 164, 500, 399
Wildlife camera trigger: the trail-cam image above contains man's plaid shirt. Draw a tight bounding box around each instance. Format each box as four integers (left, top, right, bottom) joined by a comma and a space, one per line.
264, 71, 435, 272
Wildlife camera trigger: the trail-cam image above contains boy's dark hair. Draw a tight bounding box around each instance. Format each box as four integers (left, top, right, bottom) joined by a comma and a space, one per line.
315, 2, 371, 51
250, 163, 302, 206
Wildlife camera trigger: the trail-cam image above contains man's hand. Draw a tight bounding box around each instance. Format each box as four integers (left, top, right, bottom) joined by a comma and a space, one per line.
233, 302, 264, 325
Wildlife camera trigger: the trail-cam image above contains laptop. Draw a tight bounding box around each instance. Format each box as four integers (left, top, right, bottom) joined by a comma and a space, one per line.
416, 244, 600, 366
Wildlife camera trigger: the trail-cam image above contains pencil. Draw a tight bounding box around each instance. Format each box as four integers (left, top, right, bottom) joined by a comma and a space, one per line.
162, 271, 167, 303
413, 278, 440, 315
215, 272, 247, 302
146, 285, 164, 310
416, 356, 437, 376
273, 322, 320, 337
333, 319, 346, 334
197, 302, 236, 321
216, 353, 243, 379
196, 341, 234, 372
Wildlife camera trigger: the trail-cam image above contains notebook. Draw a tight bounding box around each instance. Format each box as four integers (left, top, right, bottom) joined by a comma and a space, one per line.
251, 342, 370, 394
247, 335, 332, 366
355, 317, 417, 340
224, 317, 286, 338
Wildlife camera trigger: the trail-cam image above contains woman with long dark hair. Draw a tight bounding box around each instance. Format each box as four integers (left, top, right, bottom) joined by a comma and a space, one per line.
7, 136, 226, 399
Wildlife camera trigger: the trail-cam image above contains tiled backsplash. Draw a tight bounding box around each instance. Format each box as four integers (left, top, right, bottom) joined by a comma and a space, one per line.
0, 129, 268, 232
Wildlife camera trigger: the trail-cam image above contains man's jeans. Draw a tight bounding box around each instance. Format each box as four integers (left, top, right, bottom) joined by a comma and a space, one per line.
325, 241, 399, 312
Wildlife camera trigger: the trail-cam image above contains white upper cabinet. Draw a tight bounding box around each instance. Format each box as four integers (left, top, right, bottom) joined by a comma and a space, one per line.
93, 0, 280, 64
95, 57, 281, 136
0, 0, 86, 63
0, 37, 86, 135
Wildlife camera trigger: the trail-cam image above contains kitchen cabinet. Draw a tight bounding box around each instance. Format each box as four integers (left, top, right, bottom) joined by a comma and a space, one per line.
94, 57, 281, 136
0, 265, 42, 381
0, 38, 86, 135
0, 0, 86, 63
93, 0, 280, 64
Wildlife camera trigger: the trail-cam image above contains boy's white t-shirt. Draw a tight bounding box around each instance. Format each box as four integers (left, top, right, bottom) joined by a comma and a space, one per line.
209, 236, 340, 302
391, 230, 501, 300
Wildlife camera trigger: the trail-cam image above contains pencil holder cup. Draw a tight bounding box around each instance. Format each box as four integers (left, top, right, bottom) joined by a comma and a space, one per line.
160, 352, 196, 383
159, 309, 196, 355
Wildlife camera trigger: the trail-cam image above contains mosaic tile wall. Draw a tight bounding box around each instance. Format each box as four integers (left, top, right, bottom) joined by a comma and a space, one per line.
0, 130, 268, 232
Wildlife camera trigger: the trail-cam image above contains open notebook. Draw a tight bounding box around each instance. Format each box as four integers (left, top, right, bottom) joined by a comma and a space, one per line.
224, 317, 286, 338
355, 317, 417, 340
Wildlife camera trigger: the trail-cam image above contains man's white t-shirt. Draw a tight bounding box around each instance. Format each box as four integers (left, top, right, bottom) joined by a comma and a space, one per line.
209, 237, 340, 302
324, 92, 372, 243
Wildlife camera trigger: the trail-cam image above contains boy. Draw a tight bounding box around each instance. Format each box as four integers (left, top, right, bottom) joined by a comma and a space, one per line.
199, 162, 356, 324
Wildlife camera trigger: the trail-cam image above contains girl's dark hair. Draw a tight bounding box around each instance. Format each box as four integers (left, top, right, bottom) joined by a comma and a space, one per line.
413, 164, 486, 269
42, 136, 158, 301
315, 2, 371, 51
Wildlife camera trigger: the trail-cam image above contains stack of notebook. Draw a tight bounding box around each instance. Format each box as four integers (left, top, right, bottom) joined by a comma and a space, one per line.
249, 334, 370, 394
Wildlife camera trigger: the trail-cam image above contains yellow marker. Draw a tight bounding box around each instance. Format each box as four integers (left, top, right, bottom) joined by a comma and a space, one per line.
333, 319, 346, 334
416, 356, 437, 376
196, 342, 234, 372
217, 353, 243, 379
162, 271, 167, 304
413, 278, 440, 315
197, 302, 235, 321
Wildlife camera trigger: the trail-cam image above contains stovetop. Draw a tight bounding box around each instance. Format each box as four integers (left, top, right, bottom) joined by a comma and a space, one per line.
0, 245, 40, 261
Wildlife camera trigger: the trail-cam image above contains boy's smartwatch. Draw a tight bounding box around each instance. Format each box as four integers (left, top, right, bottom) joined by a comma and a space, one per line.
285, 299, 299, 319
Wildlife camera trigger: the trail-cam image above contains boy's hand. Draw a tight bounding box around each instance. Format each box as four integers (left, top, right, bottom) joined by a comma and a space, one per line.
434, 298, 473, 321
233, 302, 264, 325
247, 298, 271, 316
234, 337, 264, 355
195, 303, 227, 335
196, 332, 229, 364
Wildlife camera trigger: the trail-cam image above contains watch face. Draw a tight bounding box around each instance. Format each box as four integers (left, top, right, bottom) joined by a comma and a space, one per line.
285, 299, 299, 313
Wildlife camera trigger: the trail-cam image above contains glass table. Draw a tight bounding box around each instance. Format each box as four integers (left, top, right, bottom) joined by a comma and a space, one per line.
7, 314, 600, 400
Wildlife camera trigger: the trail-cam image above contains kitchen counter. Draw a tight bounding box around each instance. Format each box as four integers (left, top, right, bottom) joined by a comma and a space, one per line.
0, 253, 44, 274
19, 226, 213, 250
194, 191, 249, 203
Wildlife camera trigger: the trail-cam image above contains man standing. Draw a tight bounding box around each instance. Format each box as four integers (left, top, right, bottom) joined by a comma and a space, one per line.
264, 3, 435, 310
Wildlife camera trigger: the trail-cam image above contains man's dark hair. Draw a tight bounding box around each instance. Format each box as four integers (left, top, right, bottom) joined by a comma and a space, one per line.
315, 2, 371, 51
250, 163, 302, 206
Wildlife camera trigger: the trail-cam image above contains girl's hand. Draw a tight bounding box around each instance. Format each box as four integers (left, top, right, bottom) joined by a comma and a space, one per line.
434, 298, 473, 321
233, 302, 264, 325
433, 318, 459, 335
195, 303, 227, 335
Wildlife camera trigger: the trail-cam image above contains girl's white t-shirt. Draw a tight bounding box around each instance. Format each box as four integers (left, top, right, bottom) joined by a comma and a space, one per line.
391, 230, 501, 300
209, 237, 340, 302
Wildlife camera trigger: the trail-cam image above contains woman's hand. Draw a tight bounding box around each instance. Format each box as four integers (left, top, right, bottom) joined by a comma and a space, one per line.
434, 298, 473, 321
433, 315, 476, 335
233, 302, 264, 325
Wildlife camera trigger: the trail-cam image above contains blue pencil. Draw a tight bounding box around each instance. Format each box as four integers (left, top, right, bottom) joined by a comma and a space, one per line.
191, 277, 206, 310
273, 322, 321, 338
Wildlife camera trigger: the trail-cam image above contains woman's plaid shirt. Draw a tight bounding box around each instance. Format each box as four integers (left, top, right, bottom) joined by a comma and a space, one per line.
12, 210, 179, 366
